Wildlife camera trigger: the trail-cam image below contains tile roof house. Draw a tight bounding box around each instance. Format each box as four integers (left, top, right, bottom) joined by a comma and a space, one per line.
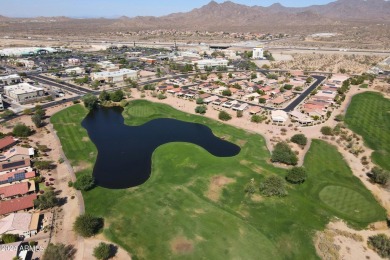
0, 170, 35, 185
0, 136, 18, 151
0, 159, 31, 173
0, 182, 29, 199
0, 146, 34, 162
0, 193, 37, 216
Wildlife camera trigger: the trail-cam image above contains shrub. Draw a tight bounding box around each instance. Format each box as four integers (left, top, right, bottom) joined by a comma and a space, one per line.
244, 179, 257, 194
2, 234, 18, 244
320, 126, 333, 136
73, 174, 95, 191
73, 214, 104, 237
291, 134, 307, 146
259, 176, 287, 197
369, 167, 390, 185
222, 89, 232, 96
13, 123, 32, 137
251, 114, 266, 123
157, 93, 167, 100
34, 160, 55, 170
236, 110, 243, 118
93, 242, 112, 260
368, 234, 390, 258
195, 105, 207, 114
42, 243, 75, 260
218, 111, 232, 121
196, 98, 204, 104
286, 167, 307, 184
271, 142, 298, 165
334, 114, 345, 122
99, 90, 110, 101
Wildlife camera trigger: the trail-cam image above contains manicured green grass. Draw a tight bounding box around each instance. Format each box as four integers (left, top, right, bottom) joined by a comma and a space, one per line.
345, 92, 390, 170
52, 100, 386, 260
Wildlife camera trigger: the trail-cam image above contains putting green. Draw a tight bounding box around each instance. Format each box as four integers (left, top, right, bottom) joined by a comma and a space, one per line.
126, 103, 157, 117
319, 185, 377, 221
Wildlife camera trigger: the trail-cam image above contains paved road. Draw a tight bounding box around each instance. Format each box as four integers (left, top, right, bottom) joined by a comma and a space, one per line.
36, 74, 94, 94
28, 75, 89, 95
283, 75, 326, 112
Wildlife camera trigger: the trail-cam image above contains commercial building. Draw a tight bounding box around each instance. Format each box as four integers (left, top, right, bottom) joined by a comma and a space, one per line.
252, 46, 264, 59
91, 69, 138, 83
0, 74, 21, 85
192, 59, 228, 70
4, 83, 45, 103
65, 67, 85, 75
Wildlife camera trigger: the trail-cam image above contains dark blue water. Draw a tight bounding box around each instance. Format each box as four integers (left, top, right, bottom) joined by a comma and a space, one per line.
81, 107, 241, 189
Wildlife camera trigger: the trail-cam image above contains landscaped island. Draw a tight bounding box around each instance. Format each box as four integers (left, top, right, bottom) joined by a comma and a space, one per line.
51, 100, 385, 259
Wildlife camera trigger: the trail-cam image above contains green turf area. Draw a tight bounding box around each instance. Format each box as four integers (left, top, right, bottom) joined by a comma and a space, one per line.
345, 92, 390, 170
51, 100, 386, 259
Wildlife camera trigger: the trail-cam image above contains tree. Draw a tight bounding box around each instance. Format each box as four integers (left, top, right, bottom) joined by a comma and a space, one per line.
290, 134, 308, 146
34, 105, 46, 118
32, 114, 44, 128
195, 105, 207, 115
259, 175, 287, 197
222, 89, 232, 96
110, 90, 124, 102
244, 179, 257, 194
12, 123, 32, 137
286, 167, 307, 184
83, 94, 98, 110
258, 98, 266, 104
73, 174, 95, 191
320, 126, 333, 136
196, 98, 204, 104
99, 90, 110, 101
218, 111, 232, 121
369, 167, 390, 185
1, 234, 18, 244
368, 234, 390, 258
34, 190, 58, 209
271, 142, 298, 165
73, 214, 104, 237
93, 242, 112, 260
42, 243, 76, 260
23, 108, 33, 115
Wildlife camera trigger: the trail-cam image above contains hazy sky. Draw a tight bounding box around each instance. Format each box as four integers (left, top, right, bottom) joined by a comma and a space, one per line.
1, 0, 335, 18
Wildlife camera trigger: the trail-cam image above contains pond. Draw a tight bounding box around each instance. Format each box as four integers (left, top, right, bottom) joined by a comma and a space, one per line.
81, 107, 241, 189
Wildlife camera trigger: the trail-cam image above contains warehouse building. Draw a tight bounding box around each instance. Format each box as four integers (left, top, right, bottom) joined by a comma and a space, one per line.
4, 83, 45, 104
91, 69, 138, 83
0, 74, 21, 85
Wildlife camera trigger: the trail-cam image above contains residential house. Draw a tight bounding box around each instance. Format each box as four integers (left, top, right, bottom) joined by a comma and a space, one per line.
0, 136, 18, 152
0, 146, 34, 162
0, 213, 39, 238
0, 193, 37, 216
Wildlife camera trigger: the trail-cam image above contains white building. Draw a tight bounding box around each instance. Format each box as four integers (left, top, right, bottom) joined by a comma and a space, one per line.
65, 67, 85, 75
0, 74, 21, 85
252, 46, 264, 59
271, 110, 288, 123
91, 69, 138, 83
97, 61, 119, 71
0, 47, 59, 57
192, 59, 228, 70
4, 83, 45, 103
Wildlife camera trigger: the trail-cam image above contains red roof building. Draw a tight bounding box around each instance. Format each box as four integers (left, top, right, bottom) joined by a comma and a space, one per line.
0, 182, 29, 199
0, 170, 36, 185
0, 136, 17, 151
0, 194, 37, 215
0, 159, 30, 172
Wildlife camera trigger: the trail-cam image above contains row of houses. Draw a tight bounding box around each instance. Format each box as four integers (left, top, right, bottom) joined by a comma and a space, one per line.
0, 135, 42, 245
290, 74, 349, 125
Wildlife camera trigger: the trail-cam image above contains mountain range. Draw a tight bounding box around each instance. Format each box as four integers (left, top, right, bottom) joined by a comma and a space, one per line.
0, 0, 389, 33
